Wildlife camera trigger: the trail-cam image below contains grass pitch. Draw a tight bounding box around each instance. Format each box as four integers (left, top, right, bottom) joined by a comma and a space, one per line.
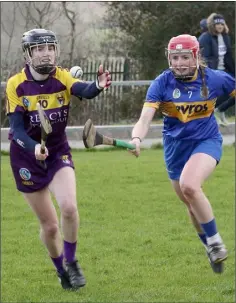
1, 147, 235, 302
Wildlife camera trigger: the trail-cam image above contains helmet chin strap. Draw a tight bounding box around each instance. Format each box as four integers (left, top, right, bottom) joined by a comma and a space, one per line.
32, 64, 55, 75
171, 67, 197, 80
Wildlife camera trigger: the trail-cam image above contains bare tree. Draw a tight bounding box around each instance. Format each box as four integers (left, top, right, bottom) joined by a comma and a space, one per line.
61, 2, 76, 67
16, 2, 63, 29
1, 3, 23, 80
1, 3, 16, 56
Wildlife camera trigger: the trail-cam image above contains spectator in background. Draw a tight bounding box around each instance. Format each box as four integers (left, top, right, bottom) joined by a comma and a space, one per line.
198, 19, 208, 41
199, 13, 235, 75
199, 13, 235, 126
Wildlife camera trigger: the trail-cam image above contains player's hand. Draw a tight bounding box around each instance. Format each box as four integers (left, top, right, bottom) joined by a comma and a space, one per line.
128, 138, 141, 157
35, 144, 48, 161
96, 64, 111, 90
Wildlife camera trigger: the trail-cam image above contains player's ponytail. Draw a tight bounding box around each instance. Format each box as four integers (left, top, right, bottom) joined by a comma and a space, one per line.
199, 58, 208, 99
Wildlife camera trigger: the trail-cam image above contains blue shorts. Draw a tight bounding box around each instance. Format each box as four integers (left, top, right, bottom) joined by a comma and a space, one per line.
163, 135, 223, 180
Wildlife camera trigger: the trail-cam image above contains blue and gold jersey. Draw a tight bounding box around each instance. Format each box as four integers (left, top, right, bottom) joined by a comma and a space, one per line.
144, 68, 235, 140
6, 65, 82, 148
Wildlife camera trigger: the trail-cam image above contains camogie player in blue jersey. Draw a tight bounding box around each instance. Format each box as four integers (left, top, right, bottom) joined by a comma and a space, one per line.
129, 34, 235, 273
6, 28, 111, 289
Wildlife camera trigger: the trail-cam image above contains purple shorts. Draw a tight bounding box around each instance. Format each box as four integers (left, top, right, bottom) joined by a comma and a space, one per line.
10, 141, 74, 193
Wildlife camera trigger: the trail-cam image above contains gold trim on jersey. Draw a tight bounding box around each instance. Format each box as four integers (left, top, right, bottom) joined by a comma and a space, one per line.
144, 101, 160, 109
21, 91, 70, 111
5, 66, 80, 114
230, 89, 236, 97
144, 99, 216, 123
54, 66, 82, 87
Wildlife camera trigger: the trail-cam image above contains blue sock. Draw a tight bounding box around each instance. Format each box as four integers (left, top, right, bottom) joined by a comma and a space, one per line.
201, 219, 218, 238
198, 233, 207, 246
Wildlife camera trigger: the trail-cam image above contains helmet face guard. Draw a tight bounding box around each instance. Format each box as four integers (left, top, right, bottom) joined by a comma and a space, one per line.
166, 35, 200, 80
22, 29, 60, 75
25, 42, 59, 74
167, 49, 199, 80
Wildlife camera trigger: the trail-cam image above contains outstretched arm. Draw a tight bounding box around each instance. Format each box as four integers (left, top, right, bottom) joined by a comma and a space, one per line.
71, 65, 111, 99
71, 81, 102, 99
128, 74, 163, 157
129, 106, 157, 157
132, 106, 157, 141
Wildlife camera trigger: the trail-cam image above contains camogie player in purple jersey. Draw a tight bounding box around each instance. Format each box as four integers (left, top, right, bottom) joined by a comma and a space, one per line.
6, 28, 111, 290
129, 34, 235, 274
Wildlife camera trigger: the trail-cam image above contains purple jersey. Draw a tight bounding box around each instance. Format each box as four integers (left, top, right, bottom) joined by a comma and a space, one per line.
6, 65, 81, 149
6, 65, 84, 193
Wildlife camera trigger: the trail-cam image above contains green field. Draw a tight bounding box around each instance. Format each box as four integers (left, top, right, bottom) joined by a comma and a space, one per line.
1, 147, 235, 303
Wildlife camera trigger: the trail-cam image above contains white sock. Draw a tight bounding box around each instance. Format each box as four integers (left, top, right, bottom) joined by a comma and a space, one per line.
207, 233, 223, 246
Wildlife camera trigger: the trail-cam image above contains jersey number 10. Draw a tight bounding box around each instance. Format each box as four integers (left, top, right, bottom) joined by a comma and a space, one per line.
38, 99, 48, 109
